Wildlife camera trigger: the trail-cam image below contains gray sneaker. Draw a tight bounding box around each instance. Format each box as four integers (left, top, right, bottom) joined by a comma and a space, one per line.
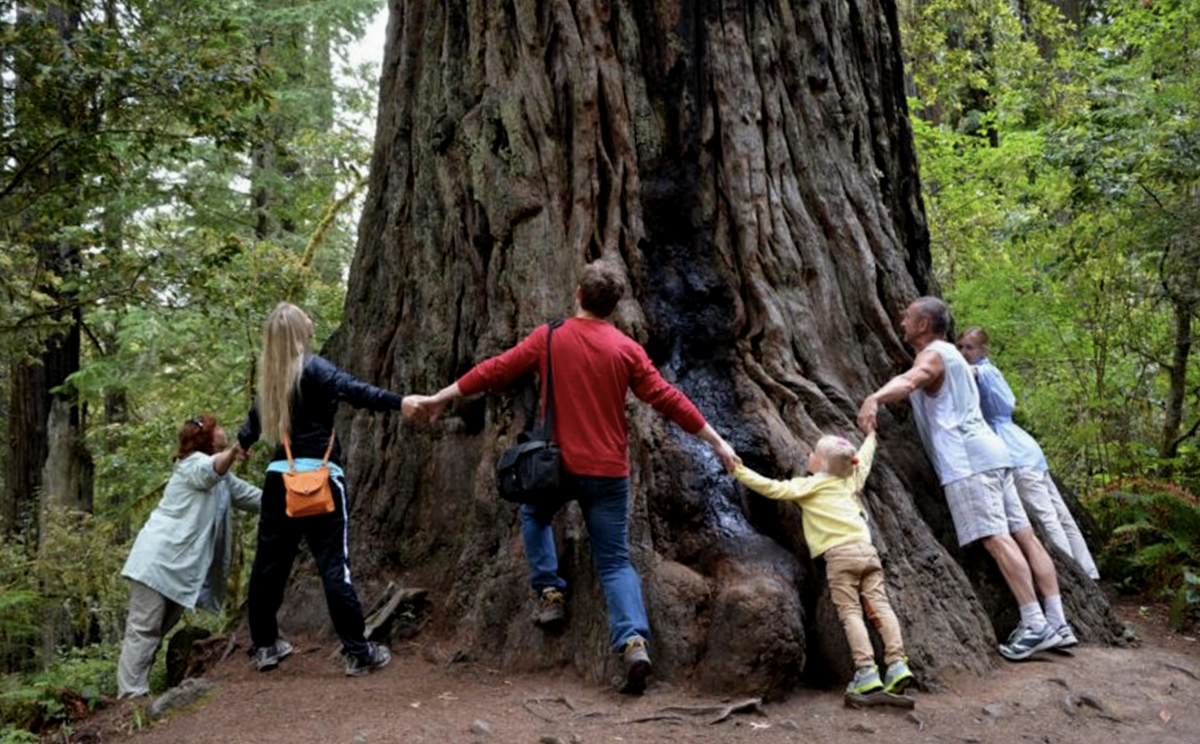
882, 657, 914, 694
253, 640, 293, 672
533, 587, 565, 629
847, 665, 883, 695
619, 636, 651, 695
345, 642, 391, 677
999, 622, 1059, 661
1054, 623, 1079, 648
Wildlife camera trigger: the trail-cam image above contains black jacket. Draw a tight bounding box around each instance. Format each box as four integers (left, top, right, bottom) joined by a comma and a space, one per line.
238, 355, 402, 466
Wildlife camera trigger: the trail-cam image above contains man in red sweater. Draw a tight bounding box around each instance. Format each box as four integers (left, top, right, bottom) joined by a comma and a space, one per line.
405, 261, 739, 694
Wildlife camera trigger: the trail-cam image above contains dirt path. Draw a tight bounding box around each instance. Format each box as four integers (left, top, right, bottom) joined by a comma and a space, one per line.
66, 600, 1200, 744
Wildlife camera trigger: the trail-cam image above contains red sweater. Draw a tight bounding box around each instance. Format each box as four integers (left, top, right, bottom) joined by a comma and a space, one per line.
457, 317, 707, 477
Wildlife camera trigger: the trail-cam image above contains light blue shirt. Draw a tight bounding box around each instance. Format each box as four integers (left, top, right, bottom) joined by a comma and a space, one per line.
973, 358, 1049, 471
123, 452, 262, 611
266, 458, 345, 479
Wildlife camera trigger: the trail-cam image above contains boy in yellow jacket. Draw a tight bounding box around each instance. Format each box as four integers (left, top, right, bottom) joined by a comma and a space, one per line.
733, 432, 914, 695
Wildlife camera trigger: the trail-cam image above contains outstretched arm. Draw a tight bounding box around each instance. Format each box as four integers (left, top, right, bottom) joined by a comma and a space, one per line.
857, 349, 943, 433
211, 442, 244, 477
403, 383, 463, 422
404, 328, 545, 422
694, 423, 741, 473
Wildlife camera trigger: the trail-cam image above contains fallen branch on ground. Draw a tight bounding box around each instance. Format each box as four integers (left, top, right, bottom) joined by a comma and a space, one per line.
627, 698, 765, 725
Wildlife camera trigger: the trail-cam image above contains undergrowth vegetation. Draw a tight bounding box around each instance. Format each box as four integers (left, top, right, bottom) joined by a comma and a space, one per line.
1085, 480, 1200, 630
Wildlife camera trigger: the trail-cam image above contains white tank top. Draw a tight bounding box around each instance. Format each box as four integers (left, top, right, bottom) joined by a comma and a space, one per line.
909, 340, 1011, 485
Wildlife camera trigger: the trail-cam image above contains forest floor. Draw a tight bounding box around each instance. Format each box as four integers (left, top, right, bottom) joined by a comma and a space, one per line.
53, 596, 1200, 744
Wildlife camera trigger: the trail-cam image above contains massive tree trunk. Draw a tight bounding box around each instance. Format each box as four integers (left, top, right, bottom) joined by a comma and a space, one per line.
316, 0, 1121, 698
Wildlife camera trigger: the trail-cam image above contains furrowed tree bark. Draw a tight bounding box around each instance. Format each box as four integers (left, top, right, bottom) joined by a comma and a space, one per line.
310, 0, 1122, 698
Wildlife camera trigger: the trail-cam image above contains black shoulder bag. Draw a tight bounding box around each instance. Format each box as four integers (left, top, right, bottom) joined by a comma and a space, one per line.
495, 320, 564, 504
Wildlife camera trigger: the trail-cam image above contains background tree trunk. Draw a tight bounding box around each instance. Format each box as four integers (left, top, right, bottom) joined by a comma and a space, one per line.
313, 0, 1122, 698
4, 2, 93, 540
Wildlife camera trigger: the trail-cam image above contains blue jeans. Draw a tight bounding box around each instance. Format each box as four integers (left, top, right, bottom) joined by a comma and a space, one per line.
521, 474, 649, 650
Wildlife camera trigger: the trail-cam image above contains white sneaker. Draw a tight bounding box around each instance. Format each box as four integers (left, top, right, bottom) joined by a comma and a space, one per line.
999, 623, 1059, 661
1054, 624, 1079, 648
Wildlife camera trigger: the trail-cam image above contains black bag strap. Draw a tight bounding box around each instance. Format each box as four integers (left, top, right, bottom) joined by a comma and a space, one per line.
536, 319, 564, 441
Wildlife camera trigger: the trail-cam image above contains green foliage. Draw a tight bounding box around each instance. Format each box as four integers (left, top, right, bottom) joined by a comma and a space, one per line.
0, 3, 382, 741
0, 728, 39, 744
0, 539, 40, 669
1086, 479, 1200, 629
900, 0, 1081, 131
2, 0, 379, 589
903, 0, 1200, 495
1170, 570, 1200, 631
0, 508, 126, 676
0, 0, 274, 353
35, 508, 127, 647
1, 0, 379, 379
0, 644, 117, 736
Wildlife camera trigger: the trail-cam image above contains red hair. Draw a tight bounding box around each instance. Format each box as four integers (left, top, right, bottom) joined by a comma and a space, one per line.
173, 415, 220, 460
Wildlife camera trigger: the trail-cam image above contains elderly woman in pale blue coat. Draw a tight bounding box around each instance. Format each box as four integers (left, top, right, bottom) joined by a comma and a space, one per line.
117, 415, 262, 698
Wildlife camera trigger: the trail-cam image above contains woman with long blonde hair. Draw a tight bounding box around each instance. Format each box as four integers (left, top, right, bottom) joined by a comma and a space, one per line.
238, 301, 407, 677
256, 302, 311, 442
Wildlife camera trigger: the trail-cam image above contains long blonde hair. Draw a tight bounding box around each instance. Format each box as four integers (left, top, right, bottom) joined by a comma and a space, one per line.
258, 302, 312, 443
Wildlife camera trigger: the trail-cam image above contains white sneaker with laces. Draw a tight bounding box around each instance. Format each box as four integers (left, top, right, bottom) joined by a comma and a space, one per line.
999, 622, 1059, 661
1054, 623, 1079, 648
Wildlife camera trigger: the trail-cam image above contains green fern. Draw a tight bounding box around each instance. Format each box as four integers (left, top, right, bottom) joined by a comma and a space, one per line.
0, 644, 118, 735
1086, 480, 1200, 629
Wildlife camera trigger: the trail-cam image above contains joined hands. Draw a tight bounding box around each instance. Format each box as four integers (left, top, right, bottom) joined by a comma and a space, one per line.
402, 394, 449, 422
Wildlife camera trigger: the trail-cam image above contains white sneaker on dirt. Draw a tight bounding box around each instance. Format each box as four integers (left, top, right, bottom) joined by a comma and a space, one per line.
1054, 624, 1079, 648
999, 622, 1059, 661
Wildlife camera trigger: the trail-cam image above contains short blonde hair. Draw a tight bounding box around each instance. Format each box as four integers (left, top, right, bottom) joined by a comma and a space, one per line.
815, 435, 859, 478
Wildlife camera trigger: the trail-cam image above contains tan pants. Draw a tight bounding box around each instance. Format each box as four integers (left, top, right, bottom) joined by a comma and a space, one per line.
824, 541, 906, 669
1013, 467, 1100, 579
117, 579, 184, 698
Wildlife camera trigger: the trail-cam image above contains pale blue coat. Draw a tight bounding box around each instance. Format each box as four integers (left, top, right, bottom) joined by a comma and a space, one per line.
122, 452, 262, 612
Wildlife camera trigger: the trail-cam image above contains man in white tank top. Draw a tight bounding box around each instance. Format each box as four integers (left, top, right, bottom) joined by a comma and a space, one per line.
856, 297, 1075, 661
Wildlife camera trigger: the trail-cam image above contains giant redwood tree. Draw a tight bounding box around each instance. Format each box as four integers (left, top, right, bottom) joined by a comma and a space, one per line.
313, 0, 1121, 697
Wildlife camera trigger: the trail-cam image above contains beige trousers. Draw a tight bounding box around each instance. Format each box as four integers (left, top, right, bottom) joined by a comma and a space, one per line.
824, 541, 906, 669
116, 579, 185, 698
1012, 467, 1100, 579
